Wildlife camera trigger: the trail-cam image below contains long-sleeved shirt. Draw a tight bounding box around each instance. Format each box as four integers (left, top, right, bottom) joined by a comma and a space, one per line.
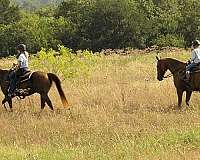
18, 51, 29, 68
191, 47, 200, 63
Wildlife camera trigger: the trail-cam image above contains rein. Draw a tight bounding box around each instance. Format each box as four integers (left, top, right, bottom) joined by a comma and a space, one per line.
163, 73, 173, 78
163, 67, 185, 79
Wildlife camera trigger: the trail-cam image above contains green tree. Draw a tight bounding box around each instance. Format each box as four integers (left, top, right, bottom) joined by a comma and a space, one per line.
2, 0, 200, 53
56, 0, 150, 50
85, 0, 147, 49
138, 0, 184, 47
0, 0, 20, 24
178, 0, 200, 47
0, 13, 75, 53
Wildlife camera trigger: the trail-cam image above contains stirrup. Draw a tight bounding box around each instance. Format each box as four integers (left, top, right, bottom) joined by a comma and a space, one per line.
184, 82, 193, 91
185, 71, 190, 80
7, 93, 12, 98
6, 93, 14, 99
15, 88, 30, 99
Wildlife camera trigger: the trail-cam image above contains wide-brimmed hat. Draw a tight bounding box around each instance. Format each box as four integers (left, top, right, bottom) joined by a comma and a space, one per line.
192, 40, 200, 46
16, 44, 26, 51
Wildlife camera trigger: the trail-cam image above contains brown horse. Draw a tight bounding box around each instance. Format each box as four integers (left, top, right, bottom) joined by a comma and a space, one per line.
0, 69, 69, 111
156, 56, 200, 108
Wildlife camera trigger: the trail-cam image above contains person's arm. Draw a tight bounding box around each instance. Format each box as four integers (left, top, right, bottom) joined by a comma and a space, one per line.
16, 55, 23, 69
191, 50, 197, 62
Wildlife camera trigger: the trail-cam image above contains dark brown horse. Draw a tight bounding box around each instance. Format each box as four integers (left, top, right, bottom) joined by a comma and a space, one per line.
156, 56, 200, 108
0, 69, 69, 111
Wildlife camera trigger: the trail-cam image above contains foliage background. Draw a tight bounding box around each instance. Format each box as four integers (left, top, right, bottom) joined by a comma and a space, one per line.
1, 1, 200, 159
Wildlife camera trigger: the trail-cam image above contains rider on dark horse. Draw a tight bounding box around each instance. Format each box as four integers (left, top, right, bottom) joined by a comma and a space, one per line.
7, 44, 29, 98
186, 40, 200, 80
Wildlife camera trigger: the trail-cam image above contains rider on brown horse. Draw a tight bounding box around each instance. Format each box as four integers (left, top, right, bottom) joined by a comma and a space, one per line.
7, 44, 29, 98
0, 45, 69, 111
186, 40, 200, 80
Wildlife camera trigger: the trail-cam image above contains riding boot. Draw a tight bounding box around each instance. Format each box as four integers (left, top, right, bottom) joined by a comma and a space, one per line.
185, 71, 190, 81
183, 78, 193, 91
185, 82, 193, 91
7, 79, 17, 98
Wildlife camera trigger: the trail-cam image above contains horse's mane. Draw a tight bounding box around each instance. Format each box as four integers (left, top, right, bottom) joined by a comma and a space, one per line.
0, 69, 9, 74
162, 58, 186, 65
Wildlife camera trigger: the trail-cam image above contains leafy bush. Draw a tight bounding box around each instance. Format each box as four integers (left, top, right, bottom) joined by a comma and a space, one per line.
2, 0, 200, 53
0, 13, 75, 53
31, 46, 99, 80
154, 34, 185, 48
0, 0, 20, 25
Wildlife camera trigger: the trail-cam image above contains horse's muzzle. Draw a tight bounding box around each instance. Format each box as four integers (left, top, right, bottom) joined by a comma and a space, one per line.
157, 76, 163, 81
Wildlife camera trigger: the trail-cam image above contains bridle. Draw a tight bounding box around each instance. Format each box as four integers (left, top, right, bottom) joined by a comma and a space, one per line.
162, 67, 185, 79
163, 73, 173, 79
156, 56, 186, 80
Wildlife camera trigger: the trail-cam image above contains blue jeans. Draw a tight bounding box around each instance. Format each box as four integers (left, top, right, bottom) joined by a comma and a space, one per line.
8, 68, 28, 95
186, 63, 198, 72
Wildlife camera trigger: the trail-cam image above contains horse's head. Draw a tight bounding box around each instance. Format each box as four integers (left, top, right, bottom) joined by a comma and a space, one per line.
156, 57, 186, 81
156, 56, 167, 81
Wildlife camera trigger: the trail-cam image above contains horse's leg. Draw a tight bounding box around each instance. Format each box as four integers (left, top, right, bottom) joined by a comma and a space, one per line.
40, 94, 54, 111
7, 98, 13, 112
2, 96, 13, 111
40, 95, 46, 111
45, 95, 54, 111
186, 91, 192, 106
2, 98, 7, 110
177, 89, 183, 108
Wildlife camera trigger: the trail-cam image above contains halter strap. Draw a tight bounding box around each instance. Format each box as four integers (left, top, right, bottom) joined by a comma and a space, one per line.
163, 73, 173, 78
163, 67, 185, 79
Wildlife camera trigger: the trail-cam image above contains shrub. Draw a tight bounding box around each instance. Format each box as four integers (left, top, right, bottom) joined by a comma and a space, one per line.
154, 34, 185, 48
31, 46, 99, 80
0, 13, 75, 54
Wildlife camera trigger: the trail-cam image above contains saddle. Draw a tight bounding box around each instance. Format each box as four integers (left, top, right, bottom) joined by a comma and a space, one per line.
178, 63, 200, 91
16, 71, 33, 98
17, 70, 33, 84
7, 70, 33, 99
180, 63, 200, 79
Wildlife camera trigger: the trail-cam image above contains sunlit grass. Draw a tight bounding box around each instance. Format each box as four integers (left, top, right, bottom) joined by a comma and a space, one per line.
0, 49, 199, 159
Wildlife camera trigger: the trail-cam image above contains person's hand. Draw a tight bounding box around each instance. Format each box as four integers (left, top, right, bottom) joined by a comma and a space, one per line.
11, 63, 18, 70
12, 63, 17, 66
186, 60, 191, 65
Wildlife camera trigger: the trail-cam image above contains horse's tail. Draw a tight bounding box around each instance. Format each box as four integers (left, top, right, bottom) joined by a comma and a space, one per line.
47, 73, 69, 108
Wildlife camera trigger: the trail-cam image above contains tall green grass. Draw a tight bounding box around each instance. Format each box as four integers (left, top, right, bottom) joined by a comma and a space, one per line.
0, 48, 199, 160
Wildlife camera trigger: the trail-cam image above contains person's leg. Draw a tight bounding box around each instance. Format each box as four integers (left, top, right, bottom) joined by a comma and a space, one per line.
13, 68, 28, 96
186, 63, 198, 72
186, 63, 197, 80
8, 69, 24, 97
7, 70, 17, 97
16, 69, 22, 82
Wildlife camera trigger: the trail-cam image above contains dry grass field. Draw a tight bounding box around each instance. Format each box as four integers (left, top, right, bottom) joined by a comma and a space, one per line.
0, 50, 200, 160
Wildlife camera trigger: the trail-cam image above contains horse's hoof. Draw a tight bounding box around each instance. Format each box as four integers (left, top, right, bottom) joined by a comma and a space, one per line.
177, 106, 182, 110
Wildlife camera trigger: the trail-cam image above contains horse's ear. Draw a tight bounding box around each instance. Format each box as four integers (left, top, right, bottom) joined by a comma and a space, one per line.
156, 56, 160, 61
